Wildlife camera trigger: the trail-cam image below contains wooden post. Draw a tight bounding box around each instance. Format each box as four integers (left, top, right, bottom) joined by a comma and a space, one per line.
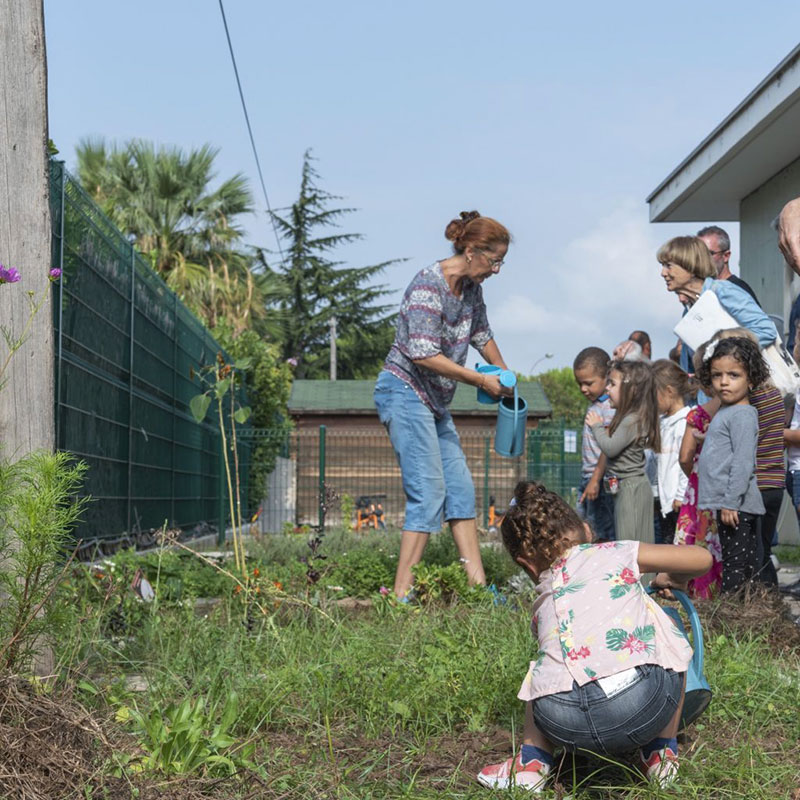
0, 0, 54, 456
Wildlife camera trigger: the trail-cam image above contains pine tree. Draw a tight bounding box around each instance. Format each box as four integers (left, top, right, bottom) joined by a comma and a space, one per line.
263, 151, 400, 379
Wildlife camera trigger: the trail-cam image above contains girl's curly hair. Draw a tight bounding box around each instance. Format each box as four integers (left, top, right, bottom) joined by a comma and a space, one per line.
695, 335, 770, 392
501, 481, 585, 573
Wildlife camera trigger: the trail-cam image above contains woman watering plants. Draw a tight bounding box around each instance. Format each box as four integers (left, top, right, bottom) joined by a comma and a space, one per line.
373, 211, 513, 599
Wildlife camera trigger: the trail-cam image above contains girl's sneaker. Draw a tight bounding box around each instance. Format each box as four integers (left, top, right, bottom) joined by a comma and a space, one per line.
477, 752, 550, 792
639, 745, 679, 786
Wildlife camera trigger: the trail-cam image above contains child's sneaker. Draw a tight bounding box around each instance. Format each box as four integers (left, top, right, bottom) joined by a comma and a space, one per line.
639, 745, 679, 786
477, 752, 550, 792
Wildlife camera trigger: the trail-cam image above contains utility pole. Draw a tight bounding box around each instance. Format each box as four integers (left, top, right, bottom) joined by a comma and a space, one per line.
329, 316, 337, 380
0, 0, 54, 456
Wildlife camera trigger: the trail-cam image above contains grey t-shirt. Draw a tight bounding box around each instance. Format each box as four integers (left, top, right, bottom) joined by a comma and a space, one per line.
697, 404, 765, 515
590, 413, 646, 480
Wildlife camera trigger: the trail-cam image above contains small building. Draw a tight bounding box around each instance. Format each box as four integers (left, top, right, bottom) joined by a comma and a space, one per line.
646, 44, 800, 332
287, 379, 552, 430
264, 379, 552, 530
647, 44, 800, 545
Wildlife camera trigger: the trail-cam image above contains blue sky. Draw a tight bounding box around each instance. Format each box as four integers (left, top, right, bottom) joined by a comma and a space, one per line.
44, 1, 800, 373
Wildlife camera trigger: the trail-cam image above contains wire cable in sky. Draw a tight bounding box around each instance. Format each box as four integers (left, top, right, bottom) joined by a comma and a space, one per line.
217, 0, 285, 265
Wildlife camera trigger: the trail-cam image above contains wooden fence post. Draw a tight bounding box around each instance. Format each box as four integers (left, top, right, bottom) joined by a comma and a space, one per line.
0, 0, 54, 456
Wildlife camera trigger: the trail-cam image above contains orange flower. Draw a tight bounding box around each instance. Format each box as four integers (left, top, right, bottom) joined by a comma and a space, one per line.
253, 567, 260, 578
273, 581, 283, 591
234, 585, 242, 594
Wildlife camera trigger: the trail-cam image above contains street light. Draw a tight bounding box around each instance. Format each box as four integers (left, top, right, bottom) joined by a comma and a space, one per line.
530, 353, 554, 374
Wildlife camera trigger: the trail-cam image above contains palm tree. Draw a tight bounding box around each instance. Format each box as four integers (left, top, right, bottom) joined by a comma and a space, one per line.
75, 138, 281, 335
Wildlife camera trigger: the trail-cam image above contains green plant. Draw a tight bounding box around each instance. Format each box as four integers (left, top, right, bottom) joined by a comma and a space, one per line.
0, 451, 88, 670
212, 324, 293, 506
339, 493, 355, 532
191, 353, 252, 585
329, 548, 393, 597
411, 562, 487, 605
123, 691, 254, 776
773, 544, 800, 565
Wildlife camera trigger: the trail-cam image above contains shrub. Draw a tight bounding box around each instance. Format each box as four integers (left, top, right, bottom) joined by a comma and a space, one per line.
0, 451, 88, 671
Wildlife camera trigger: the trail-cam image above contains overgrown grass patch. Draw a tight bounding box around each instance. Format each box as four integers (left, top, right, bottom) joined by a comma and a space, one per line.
56, 583, 799, 797
37, 534, 800, 798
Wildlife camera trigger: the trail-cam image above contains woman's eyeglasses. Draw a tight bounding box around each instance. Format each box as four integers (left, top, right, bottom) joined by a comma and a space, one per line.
477, 248, 504, 271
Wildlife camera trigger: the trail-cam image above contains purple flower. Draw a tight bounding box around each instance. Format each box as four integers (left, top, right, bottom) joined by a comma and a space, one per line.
0, 264, 21, 284
49, 268, 62, 282
286, 357, 298, 367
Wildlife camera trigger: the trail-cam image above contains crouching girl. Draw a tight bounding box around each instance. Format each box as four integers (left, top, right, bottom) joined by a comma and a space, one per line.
478, 481, 712, 791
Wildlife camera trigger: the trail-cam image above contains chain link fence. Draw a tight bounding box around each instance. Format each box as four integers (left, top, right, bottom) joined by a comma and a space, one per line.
242, 421, 582, 533
50, 161, 249, 554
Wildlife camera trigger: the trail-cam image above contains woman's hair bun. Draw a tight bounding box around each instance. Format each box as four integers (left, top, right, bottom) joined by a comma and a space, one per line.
444, 210, 481, 242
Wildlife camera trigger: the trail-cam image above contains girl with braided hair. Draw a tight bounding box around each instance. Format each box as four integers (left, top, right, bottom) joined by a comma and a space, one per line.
477, 481, 712, 792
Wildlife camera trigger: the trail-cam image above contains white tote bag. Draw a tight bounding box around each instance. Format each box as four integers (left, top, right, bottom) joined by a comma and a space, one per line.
673, 289, 800, 396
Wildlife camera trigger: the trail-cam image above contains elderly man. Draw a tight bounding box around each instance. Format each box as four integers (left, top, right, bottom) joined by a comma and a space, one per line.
697, 225, 760, 305
777, 198, 800, 600
779, 198, 800, 352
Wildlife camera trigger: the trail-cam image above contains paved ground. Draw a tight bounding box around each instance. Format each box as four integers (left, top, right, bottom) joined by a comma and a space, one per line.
777, 562, 800, 621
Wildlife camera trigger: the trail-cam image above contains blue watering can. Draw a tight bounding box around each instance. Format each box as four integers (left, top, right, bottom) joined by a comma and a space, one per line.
475, 364, 528, 457
647, 587, 712, 729
476, 363, 518, 404
494, 388, 528, 458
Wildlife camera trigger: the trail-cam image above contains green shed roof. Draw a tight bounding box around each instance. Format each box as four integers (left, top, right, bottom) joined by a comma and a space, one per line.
288, 379, 552, 417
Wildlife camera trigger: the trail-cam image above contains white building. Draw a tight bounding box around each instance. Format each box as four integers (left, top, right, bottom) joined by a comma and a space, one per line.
647, 43, 800, 333
647, 44, 800, 545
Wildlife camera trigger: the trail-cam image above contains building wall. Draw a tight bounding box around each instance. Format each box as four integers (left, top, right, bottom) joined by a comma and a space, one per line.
740, 154, 800, 332
740, 156, 800, 546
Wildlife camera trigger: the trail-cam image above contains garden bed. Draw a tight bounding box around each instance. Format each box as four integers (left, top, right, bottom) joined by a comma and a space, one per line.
3, 531, 800, 798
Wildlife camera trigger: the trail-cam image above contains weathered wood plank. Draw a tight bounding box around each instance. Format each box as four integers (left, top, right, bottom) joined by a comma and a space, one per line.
0, 0, 53, 457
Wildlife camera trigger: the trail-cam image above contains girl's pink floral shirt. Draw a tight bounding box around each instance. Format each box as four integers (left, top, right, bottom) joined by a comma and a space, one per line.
518, 541, 693, 702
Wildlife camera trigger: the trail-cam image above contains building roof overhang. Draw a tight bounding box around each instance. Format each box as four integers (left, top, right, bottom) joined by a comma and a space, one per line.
647, 45, 800, 223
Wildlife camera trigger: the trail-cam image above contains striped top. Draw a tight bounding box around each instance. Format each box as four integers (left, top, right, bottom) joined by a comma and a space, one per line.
581, 395, 615, 477
751, 384, 786, 491
383, 263, 493, 417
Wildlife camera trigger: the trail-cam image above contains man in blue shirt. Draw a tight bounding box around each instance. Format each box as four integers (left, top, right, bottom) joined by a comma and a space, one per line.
697, 225, 760, 306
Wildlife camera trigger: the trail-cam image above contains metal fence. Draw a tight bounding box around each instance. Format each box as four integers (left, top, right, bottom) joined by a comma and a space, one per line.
243, 421, 583, 533
50, 161, 249, 552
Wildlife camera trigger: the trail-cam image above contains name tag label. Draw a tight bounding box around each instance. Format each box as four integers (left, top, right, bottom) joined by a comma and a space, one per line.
597, 667, 639, 698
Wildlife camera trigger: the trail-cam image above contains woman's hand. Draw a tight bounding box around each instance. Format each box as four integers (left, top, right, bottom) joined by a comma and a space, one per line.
479, 373, 513, 398
585, 410, 603, 427
720, 508, 739, 527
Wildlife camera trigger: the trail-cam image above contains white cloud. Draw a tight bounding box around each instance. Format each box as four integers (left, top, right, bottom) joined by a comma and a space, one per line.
481, 199, 691, 372
491, 294, 602, 337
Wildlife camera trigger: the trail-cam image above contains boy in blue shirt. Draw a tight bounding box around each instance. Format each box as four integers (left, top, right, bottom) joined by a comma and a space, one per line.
573, 347, 616, 540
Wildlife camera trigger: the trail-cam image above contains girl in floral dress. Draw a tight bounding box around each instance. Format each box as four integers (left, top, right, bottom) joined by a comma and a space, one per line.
675, 401, 723, 598
477, 482, 712, 792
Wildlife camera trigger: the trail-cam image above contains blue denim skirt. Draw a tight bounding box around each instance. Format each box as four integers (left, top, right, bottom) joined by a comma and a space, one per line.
373, 371, 475, 532
533, 664, 683, 755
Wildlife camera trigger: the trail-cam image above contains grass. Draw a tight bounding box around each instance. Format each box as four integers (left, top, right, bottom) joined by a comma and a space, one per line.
774, 544, 800, 565
42, 533, 800, 798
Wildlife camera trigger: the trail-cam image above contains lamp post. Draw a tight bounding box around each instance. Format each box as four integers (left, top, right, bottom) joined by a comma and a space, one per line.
530, 353, 554, 374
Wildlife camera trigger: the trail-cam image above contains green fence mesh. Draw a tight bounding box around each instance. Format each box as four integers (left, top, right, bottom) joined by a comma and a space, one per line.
50, 161, 250, 554
240, 420, 583, 533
